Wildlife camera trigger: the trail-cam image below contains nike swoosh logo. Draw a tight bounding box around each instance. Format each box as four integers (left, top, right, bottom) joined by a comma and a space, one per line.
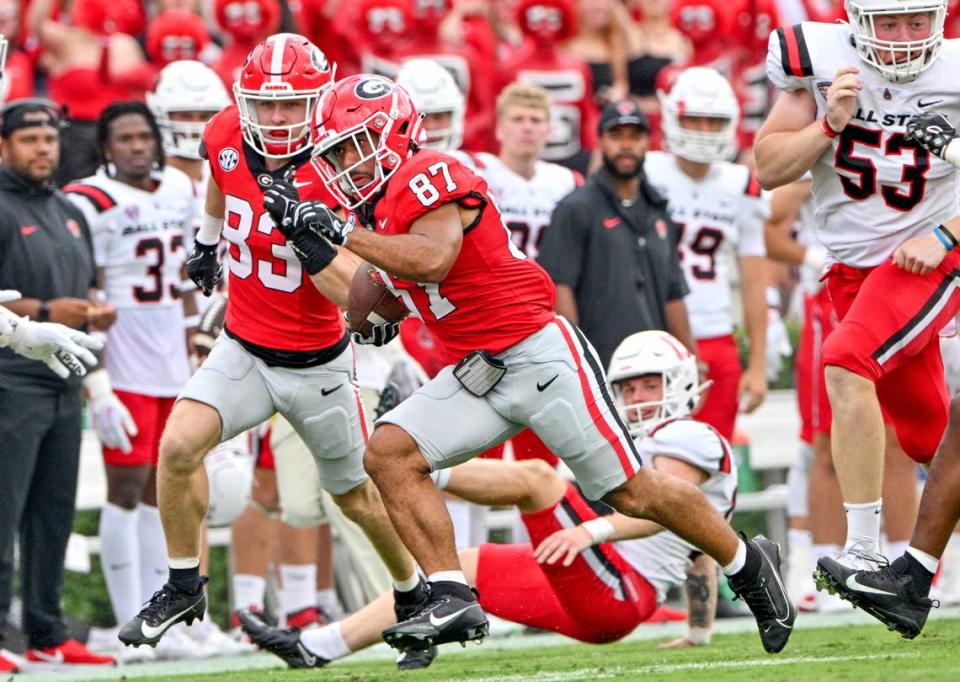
140, 604, 196, 639
293, 180, 312, 188
844, 573, 898, 596
428, 606, 473, 628
918, 99, 943, 108
378, 218, 389, 230
20, 225, 38, 235
321, 384, 343, 396
30, 649, 64, 664
296, 642, 317, 666
537, 375, 559, 392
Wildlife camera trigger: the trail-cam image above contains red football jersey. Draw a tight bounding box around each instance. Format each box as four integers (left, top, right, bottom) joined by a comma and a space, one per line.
374, 149, 556, 363
203, 106, 345, 351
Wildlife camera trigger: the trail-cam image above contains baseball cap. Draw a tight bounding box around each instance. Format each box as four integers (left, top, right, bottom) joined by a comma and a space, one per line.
598, 100, 650, 135
0, 99, 65, 138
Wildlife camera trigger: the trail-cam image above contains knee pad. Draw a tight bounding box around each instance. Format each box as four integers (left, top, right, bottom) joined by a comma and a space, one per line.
529, 400, 586, 461
299, 407, 355, 460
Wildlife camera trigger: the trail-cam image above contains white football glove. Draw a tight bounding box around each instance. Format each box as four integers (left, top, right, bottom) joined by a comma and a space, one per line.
0, 292, 103, 378
765, 305, 793, 383
84, 369, 138, 453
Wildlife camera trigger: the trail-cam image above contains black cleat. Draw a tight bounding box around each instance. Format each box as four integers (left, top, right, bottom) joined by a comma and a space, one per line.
382, 590, 489, 653
238, 609, 329, 668
814, 555, 937, 639
396, 646, 438, 670
727, 535, 796, 654
118, 578, 208, 647
394, 580, 431, 622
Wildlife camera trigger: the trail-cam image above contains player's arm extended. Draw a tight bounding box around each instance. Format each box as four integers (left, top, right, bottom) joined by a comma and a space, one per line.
738, 255, 768, 413
659, 553, 718, 648
754, 89, 832, 190
345, 202, 468, 283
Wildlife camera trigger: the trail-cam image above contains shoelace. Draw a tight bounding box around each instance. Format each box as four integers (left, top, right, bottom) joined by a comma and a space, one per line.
733, 579, 776, 621
848, 547, 890, 568
140, 589, 173, 621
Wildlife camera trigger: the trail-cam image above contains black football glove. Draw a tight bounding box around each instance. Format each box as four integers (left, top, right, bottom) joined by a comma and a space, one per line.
351, 320, 400, 347
262, 177, 300, 229
273, 203, 337, 275
905, 111, 958, 160
295, 200, 356, 246
185, 241, 222, 297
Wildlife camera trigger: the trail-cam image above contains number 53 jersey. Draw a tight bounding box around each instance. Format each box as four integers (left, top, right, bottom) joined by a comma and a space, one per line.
767, 22, 960, 268
373, 149, 557, 363
65, 166, 197, 396
643, 151, 768, 340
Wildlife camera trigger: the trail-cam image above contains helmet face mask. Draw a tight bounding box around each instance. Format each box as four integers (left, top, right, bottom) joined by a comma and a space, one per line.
844, 0, 947, 82
396, 58, 464, 151
148, 60, 231, 160
310, 75, 423, 209
658, 66, 739, 164
234, 33, 334, 160
607, 331, 703, 438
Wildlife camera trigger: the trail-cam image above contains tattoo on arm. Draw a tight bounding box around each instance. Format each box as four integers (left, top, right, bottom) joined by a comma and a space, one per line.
685, 554, 718, 631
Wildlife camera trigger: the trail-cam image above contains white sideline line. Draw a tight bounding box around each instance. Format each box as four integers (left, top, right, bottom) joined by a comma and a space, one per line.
468, 652, 920, 682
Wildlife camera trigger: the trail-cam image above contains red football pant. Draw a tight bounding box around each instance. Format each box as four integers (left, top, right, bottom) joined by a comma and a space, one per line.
694, 334, 741, 441
101, 391, 175, 467
796, 288, 837, 443
822, 253, 960, 463
476, 483, 657, 643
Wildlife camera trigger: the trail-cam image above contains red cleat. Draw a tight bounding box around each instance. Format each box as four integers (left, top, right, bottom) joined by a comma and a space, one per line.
0, 651, 19, 673
25, 639, 115, 666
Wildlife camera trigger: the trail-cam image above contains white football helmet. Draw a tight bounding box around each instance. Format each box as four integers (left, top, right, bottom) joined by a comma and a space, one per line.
147, 61, 230, 160
395, 58, 465, 151
607, 330, 703, 437
845, 0, 947, 83
204, 435, 254, 527
658, 67, 739, 164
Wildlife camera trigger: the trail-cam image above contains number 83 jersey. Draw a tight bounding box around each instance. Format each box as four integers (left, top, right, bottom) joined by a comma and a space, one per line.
373, 149, 557, 364
65, 166, 196, 395
643, 151, 768, 340
767, 21, 960, 268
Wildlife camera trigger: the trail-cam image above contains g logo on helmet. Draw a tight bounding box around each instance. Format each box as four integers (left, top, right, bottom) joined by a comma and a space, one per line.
355, 78, 392, 100
310, 47, 330, 73
219, 147, 240, 172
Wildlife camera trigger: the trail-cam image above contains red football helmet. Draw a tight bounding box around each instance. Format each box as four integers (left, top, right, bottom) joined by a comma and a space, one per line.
235, 33, 335, 159
516, 0, 577, 44
310, 75, 423, 209
146, 10, 211, 67
215, 0, 281, 44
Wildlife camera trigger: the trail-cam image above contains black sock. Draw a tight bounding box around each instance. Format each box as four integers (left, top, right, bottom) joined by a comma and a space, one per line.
899, 553, 935, 597
430, 580, 475, 602
731, 540, 762, 582
169, 566, 201, 594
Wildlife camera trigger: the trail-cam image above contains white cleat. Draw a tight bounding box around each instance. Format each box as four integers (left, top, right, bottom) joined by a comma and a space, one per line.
154, 623, 215, 660
183, 618, 256, 656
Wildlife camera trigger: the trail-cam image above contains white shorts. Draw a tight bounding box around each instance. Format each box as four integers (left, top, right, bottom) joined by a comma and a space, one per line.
378, 318, 641, 500
180, 335, 369, 495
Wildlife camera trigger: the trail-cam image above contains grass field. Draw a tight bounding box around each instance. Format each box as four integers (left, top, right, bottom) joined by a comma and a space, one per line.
41, 611, 960, 682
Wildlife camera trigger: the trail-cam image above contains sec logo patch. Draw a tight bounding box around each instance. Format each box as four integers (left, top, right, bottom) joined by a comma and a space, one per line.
219, 147, 239, 172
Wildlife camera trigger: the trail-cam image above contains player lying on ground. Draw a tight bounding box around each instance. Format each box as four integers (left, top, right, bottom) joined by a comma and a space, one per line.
814, 108, 960, 639
238, 330, 737, 668
0, 290, 102, 377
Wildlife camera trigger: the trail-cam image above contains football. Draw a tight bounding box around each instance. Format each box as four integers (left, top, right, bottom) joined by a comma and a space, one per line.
347, 262, 409, 336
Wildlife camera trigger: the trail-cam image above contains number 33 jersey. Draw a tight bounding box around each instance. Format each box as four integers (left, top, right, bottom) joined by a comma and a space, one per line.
767, 22, 960, 267
374, 149, 557, 363
65, 167, 196, 396
643, 151, 768, 340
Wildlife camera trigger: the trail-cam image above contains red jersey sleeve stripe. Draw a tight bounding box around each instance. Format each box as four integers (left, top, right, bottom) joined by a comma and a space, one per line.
778, 24, 813, 78
744, 171, 762, 198
63, 184, 118, 213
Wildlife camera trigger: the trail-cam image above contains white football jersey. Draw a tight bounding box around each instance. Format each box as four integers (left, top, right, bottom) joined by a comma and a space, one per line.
767, 22, 960, 267
644, 151, 769, 339
67, 166, 196, 396
615, 418, 738, 603
464, 152, 580, 259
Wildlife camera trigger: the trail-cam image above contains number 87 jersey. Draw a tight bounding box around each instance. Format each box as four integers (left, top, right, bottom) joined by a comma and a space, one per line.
766, 21, 960, 268
373, 149, 557, 364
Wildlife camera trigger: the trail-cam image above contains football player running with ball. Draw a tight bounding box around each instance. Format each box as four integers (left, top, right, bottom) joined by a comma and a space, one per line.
118, 35, 418, 650
754, 0, 960, 608
265, 73, 795, 656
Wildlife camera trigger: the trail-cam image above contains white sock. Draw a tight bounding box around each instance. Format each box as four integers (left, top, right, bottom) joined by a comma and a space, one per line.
280, 564, 317, 617
137, 503, 168, 599
169, 556, 200, 569
393, 572, 421, 593
789, 528, 812, 550
906, 546, 940, 573
100, 503, 142, 624
428, 570, 468, 586
721, 539, 748, 576
446, 500, 474, 551
813, 543, 841, 561
299, 622, 351, 661
233, 574, 266, 613
887, 540, 909, 560
316, 588, 343, 621
843, 500, 882, 553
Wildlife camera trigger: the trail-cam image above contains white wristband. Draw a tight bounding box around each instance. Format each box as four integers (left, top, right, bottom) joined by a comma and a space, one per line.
803, 246, 827, 274
944, 138, 960, 168
196, 213, 223, 246
582, 517, 615, 544
182, 314, 200, 328
83, 368, 113, 400
688, 627, 711, 646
